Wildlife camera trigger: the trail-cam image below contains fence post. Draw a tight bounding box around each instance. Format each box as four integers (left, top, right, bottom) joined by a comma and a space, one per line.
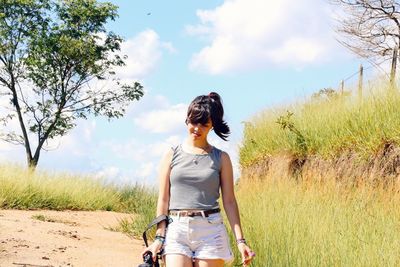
340, 79, 344, 97
390, 48, 398, 90
358, 64, 363, 102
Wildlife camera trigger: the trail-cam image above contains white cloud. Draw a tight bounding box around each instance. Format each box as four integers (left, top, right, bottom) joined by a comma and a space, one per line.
134, 103, 187, 134
267, 37, 325, 64
134, 162, 155, 179
115, 29, 175, 80
104, 134, 183, 162
127, 93, 173, 117
94, 166, 121, 181
161, 42, 177, 54
188, 0, 341, 74
53, 119, 97, 155
0, 141, 14, 151
147, 135, 183, 159
98, 134, 185, 185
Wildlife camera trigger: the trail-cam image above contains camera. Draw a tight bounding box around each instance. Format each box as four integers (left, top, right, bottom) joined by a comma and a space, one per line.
138, 251, 157, 267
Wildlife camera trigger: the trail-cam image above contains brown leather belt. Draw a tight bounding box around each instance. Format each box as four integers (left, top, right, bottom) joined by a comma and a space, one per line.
169, 208, 220, 217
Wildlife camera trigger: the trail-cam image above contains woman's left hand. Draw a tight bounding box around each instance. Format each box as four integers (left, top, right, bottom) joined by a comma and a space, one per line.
238, 242, 255, 266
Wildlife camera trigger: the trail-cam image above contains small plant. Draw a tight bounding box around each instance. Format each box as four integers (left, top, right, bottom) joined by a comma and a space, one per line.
276, 111, 307, 154
32, 214, 46, 222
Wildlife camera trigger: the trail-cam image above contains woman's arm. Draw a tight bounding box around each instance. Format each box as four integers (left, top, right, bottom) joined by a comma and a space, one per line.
141, 148, 173, 260
155, 148, 173, 235
220, 151, 255, 266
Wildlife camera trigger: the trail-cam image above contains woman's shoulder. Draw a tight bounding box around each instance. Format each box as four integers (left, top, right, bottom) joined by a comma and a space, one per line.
159, 144, 180, 160
170, 144, 181, 153
211, 146, 230, 160
168, 143, 183, 167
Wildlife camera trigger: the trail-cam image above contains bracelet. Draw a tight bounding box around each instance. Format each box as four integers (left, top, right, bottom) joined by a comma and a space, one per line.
155, 235, 166, 244
236, 238, 247, 245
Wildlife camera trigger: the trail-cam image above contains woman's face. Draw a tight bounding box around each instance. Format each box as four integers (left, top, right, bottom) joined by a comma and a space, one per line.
187, 118, 213, 141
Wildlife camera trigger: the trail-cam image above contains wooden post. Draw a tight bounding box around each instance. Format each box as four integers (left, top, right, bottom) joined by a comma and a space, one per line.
358, 64, 363, 102
390, 47, 398, 90
340, 80, 344, 96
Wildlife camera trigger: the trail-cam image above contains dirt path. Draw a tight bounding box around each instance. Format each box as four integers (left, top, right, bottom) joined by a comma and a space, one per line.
0, 209, 143, 267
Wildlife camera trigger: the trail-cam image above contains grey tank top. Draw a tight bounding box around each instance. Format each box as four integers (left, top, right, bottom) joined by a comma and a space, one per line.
169, 144, 222, 210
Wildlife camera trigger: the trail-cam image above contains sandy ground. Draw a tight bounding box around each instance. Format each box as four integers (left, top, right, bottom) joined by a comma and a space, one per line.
0, 209, 144, 267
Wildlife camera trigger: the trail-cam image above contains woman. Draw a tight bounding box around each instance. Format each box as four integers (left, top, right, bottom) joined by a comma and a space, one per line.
142, 92, 255, 267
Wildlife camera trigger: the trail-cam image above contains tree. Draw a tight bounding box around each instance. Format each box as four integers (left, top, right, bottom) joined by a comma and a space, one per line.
311, 88, 342, 101
0, 0, 144, 169
331, 0, 400, 86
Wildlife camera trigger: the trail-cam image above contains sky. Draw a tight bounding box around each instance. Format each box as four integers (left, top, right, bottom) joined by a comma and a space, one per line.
0, 0, 379, 186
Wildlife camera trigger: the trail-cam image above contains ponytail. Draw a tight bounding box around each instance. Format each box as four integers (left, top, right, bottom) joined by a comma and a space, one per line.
186, 92, 230, 141
208, 92, 230, 141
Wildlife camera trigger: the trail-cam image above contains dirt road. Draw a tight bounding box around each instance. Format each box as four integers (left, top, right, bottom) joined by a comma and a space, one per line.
0, 209, 143, 267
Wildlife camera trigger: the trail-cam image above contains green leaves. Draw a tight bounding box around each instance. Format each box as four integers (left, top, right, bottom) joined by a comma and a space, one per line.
0, 0, 144, 168
276, 110, 308, 155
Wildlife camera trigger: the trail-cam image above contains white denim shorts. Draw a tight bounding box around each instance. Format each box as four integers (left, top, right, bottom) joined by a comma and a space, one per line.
163, 212, 233, 263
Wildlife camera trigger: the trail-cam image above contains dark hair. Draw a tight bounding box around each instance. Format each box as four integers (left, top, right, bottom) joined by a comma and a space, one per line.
185, 92, 230, 141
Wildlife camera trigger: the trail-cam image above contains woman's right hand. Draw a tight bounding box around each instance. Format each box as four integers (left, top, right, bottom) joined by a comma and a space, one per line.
141, 240, 163, 262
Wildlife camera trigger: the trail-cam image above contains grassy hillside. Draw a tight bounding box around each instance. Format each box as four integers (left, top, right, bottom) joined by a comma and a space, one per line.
234, 83, 400, 266
240, 85, 400, 169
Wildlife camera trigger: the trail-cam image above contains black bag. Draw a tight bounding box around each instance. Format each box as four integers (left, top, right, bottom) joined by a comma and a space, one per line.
138, 215, 170, 267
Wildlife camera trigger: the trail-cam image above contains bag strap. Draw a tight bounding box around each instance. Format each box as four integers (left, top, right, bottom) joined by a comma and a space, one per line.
142, 214, 169, 247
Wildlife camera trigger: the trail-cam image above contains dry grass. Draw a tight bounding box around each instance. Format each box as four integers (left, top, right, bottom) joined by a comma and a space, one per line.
229, 163, 400, 267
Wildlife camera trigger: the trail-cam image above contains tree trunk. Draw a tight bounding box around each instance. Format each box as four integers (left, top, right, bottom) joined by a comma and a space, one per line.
28, 157, 38, 170
10, 83, 34, 168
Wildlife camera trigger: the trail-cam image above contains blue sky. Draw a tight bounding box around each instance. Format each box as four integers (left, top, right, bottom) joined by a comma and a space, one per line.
0, 0, 375, 185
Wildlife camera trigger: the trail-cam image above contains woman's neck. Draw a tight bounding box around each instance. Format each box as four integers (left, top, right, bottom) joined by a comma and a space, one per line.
186, 139, 209, 149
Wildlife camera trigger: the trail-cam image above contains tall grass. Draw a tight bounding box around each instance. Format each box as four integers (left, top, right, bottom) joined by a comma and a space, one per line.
0, 164, 120, 210
229, 177, 400, 267
0, 164, 156, 221
118, 185, 157, 238
0, 164, 160, 239
235, 83, 400, 266
240, 84, 400, 167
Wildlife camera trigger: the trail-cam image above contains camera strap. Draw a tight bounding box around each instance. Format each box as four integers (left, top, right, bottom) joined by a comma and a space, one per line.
142, 214, 170, 247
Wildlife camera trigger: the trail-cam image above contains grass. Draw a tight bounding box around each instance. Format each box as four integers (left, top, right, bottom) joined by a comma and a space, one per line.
3, 163, 399, 266
117, 185, 157, 238
240, 84, 400, 168
235, 82, 400, 266
0, 164, 119, 210
228, 177, 400, 267
0, 163, 157, 237
3, 82, 400, 266
31, 214, 47, 222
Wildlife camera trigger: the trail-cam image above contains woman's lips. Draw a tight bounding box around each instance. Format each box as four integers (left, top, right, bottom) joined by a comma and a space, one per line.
193, 132, 201, 137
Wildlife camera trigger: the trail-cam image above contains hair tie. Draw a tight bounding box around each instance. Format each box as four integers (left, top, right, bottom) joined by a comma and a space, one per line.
208, 92, 215, 101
